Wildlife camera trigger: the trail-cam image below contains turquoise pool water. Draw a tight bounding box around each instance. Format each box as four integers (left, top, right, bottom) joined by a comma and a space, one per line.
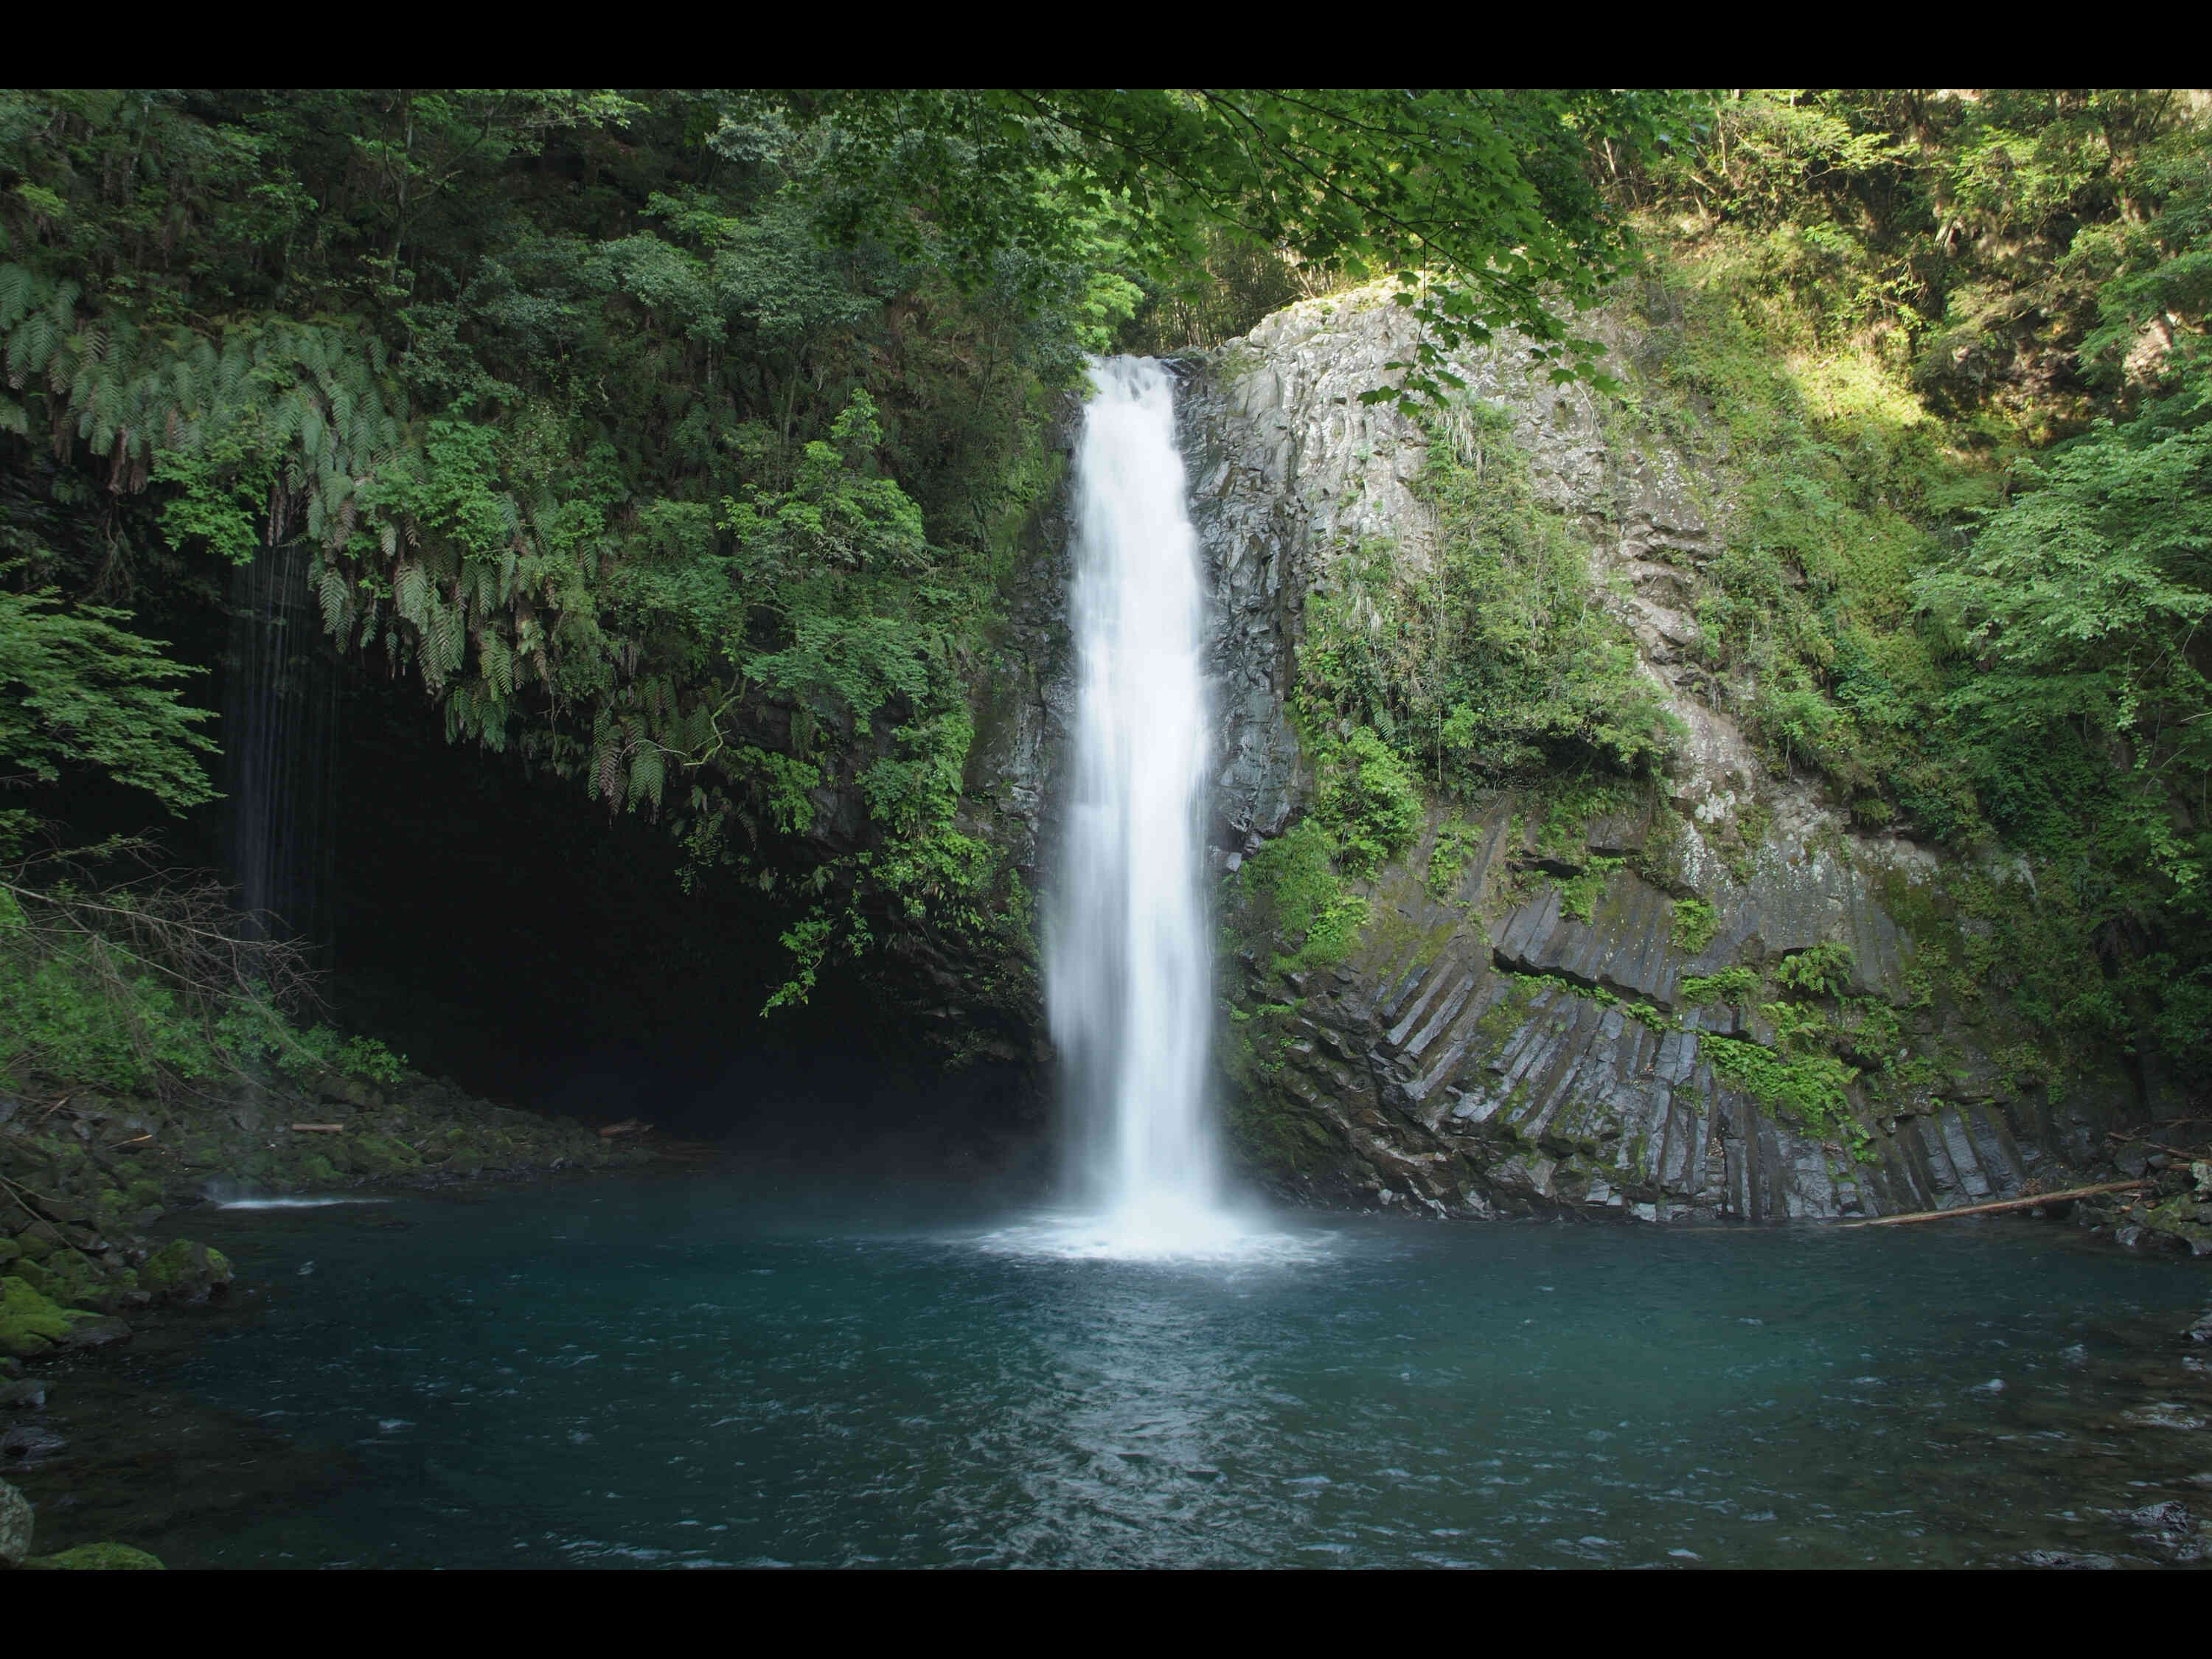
102, 1175, 2212, 1567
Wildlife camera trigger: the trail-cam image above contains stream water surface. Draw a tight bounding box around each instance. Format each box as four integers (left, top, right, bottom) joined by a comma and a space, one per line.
63, 1175, 2212, 1568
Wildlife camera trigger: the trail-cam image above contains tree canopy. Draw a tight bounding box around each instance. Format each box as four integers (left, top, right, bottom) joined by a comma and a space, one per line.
5, 87, 2210, 1062
0, 87, 1675, 996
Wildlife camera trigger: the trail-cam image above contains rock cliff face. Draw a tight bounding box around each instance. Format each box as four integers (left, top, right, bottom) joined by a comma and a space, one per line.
969, 294, 2181, 1229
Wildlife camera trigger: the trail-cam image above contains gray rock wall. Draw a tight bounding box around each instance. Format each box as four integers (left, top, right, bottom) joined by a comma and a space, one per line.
1240, 799, 2115, 1223
1165, 293, 2148, 1222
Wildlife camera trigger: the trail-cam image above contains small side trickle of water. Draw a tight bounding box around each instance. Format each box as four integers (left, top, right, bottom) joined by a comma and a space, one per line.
223, 539, 338, 950
1027, 358, 1266, 1261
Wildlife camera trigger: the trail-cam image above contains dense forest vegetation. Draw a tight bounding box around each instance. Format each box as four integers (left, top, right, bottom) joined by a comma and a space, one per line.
2, 88, 2208, 1106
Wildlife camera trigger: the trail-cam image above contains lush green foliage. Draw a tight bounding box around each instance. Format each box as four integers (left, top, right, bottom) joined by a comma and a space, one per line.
0, 588, 216, 827
0, 88, 1673, 1012
1616, 89, 2212, 1071
1425, 816, 1482, 902
0, 91, 1081, 1002
1669, 897, 1720, 953
1309, 725, 1423, 880
1235, 818, 1368, 980
1774, 940, 1856, 998
0, 928, 212, 1091
0, 859, 403, 1095
1556, 857, 1627, 925
0, 942, 401, 1095
1915, 377, 2212, 895
1701, 1031, 1870, 1161
212, 1000, 408, 1088
1637, 90, 2199, 425
802, 90, 1687, 397
1678, 966, 1759, 1006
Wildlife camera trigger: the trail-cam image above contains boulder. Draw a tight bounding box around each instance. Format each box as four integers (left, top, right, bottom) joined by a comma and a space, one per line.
137, 1239, 232, 1304
8, 1250, 133, 1315
2016, 1548, 2115, 1570
0, 1422, 62, 1462
0, 1277, 71, 1358
58, 1312, 130, 1350
0, 1478, 29, 1566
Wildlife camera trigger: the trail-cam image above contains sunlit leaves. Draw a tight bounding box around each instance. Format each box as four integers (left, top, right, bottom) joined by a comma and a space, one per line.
0, 591, 218, 813
800, 88, 1686, 396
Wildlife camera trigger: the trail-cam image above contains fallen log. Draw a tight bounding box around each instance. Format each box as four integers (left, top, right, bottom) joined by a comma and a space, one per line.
598, 1119, 652, 1139
2103, 1129, 2209, 1161
1841, 1180, 2149, 1228
289, 1123, 345, 1133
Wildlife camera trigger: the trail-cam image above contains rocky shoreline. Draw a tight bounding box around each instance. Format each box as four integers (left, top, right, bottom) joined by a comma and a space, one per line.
1, 1064, 672, 1568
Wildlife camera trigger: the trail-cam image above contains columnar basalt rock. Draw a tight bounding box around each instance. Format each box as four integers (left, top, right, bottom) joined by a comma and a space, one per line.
1224, 803, 2092, 1224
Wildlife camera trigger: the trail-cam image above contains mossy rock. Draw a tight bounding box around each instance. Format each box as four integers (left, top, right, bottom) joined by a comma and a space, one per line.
27, 1134, 85, 1169
24, 1542, 165, 1569
7, 1256, 50, 1297
138, 1239, 232, 1303
11, 1249, 129, 1315
0, 1477, 30, 1566
2144, 1193, 2212, 1255
0, 1276, 72, 1357
339, 1132, 422, 1178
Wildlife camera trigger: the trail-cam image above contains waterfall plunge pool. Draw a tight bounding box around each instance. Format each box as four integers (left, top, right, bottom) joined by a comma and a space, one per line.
46, 1174, 2212, 1568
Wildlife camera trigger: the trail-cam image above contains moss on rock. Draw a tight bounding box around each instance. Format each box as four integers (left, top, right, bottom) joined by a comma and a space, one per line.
343, 1132, 422, 1176
2141, 1192, 2212, 1256
24, 1542, 165, 1569
12, 1248, 130, 1315
138, 1239, 232, 1303
0, 1276, 72, 1357
0, 1477, 31, 1566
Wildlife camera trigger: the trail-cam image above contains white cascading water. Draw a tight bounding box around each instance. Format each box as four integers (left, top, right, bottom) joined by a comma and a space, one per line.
1039, 358, 1238, 1257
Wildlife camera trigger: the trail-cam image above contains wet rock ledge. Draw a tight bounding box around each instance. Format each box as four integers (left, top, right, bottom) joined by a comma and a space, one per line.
1, 1068, 656, 1366
0, 1475, 161, 1570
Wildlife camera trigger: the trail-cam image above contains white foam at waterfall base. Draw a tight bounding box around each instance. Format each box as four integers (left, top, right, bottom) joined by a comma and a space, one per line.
204, 1180, 392, 1210
977, 1206, 1331, 1266
1020, 357, 1307, 1266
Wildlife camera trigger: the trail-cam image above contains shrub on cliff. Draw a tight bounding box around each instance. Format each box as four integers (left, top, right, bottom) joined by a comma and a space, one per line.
1298, 425, 1676, 796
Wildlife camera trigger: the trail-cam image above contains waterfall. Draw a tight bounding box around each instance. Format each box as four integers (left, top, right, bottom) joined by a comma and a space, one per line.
1041, 358, 1234, 1256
